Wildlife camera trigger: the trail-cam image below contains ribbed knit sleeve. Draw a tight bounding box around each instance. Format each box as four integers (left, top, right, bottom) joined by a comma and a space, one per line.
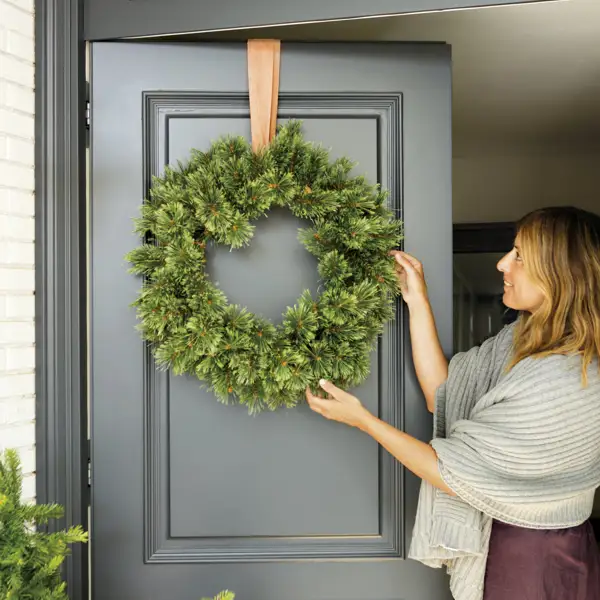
432, 353, 600, 528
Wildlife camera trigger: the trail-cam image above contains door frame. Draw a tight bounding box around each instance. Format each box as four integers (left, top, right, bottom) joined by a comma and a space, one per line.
35, 1, 88, 598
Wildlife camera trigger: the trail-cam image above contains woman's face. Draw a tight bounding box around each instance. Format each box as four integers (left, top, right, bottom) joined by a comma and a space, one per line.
497, 237, 545, 313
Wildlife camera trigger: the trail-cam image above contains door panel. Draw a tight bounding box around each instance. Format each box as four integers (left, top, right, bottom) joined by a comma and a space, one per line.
168, 116, 380, 539
85, 0, 556, 40
91, 42, 452, 600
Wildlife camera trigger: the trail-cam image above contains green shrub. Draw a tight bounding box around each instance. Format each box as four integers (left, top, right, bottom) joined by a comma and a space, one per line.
0, 449, 88, 599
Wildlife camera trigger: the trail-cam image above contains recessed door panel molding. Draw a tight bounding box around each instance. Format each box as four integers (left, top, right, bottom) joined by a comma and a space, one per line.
141, 92, 405, 563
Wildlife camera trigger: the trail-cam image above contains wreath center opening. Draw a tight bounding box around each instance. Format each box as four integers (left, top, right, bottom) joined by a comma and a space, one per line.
205, 207, 318, 323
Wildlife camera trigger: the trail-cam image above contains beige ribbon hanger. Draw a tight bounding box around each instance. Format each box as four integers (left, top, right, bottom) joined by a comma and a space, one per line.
247, 39, 281, 152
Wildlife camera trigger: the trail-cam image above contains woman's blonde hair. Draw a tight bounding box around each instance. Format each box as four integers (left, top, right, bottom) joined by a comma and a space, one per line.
509, 206, 600, 383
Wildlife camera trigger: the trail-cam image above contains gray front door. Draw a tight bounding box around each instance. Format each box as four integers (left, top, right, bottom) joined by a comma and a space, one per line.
91, 42, 453, 600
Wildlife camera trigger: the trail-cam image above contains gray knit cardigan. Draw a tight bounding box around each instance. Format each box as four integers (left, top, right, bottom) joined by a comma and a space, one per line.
409, 322, 600, 600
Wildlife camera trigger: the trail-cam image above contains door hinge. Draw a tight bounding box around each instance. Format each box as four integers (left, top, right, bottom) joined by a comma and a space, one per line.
85, 79, 91, 132
84, 91, 91, 149
87, 438, 91, 495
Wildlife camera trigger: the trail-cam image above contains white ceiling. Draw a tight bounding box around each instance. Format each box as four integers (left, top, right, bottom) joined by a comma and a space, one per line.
213, 0, 600, 157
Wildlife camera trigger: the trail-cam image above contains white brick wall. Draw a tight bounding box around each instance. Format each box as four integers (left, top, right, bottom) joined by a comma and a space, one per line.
0, 0, 36, 501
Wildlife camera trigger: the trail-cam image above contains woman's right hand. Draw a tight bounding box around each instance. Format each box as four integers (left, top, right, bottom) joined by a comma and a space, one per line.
389, 251, 429, 308
390, 251, 446, 412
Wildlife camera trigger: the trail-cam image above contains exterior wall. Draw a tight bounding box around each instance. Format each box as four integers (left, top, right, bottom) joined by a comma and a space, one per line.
0, 0, 36, 501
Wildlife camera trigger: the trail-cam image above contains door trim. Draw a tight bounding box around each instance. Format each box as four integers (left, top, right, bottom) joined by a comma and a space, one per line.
140, 90, 406, 563
34, 1, 88, 599
453, 222, 516, 254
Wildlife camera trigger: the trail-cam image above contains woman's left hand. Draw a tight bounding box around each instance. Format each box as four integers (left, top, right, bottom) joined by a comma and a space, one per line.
307, 380, 455, 496
305, 380, 372, 430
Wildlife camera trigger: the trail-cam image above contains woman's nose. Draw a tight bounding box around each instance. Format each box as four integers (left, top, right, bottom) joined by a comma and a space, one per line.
497, 253, 510, 273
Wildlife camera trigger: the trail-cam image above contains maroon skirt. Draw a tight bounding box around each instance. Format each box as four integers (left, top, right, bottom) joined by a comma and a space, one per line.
484, 520, 600, 600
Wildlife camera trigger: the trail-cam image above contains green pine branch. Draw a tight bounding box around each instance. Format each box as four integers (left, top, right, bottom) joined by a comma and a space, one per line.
0, 450, 88, 600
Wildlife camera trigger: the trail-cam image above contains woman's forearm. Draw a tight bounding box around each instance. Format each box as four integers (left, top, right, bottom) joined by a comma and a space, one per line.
360, 412, 455, 495
407, 299, 448, 412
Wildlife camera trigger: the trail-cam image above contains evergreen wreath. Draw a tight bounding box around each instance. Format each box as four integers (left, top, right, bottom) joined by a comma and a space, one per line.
127, 121, 403, 413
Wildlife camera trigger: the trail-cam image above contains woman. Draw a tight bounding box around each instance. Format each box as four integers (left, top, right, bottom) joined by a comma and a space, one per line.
305, 206, 600, 600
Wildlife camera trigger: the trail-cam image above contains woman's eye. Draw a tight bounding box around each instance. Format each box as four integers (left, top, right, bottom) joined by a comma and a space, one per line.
514, 252, 522, 262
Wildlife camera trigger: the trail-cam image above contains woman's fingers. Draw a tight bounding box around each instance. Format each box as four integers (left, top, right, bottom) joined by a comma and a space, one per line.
306, 382, 344, 407
389, 250, 423, 273
305, 386, 320, 402
318, 379, 343, 400
392, 255, 417, 292
305, 387, 331, 418
305, 387, 320, 413
399, 251, 423, 271
389, 251, 428, 303
306, 386, 326, 407
320, 379, 361, 404
306, 384, 368, 428
393, 253, 417, 275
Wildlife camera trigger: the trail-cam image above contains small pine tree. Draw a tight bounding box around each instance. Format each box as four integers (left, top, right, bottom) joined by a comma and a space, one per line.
0, 449, 88, 599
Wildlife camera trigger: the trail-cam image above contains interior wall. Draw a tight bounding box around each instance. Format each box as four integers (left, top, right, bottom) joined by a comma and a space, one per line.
453, 153, 600, 223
